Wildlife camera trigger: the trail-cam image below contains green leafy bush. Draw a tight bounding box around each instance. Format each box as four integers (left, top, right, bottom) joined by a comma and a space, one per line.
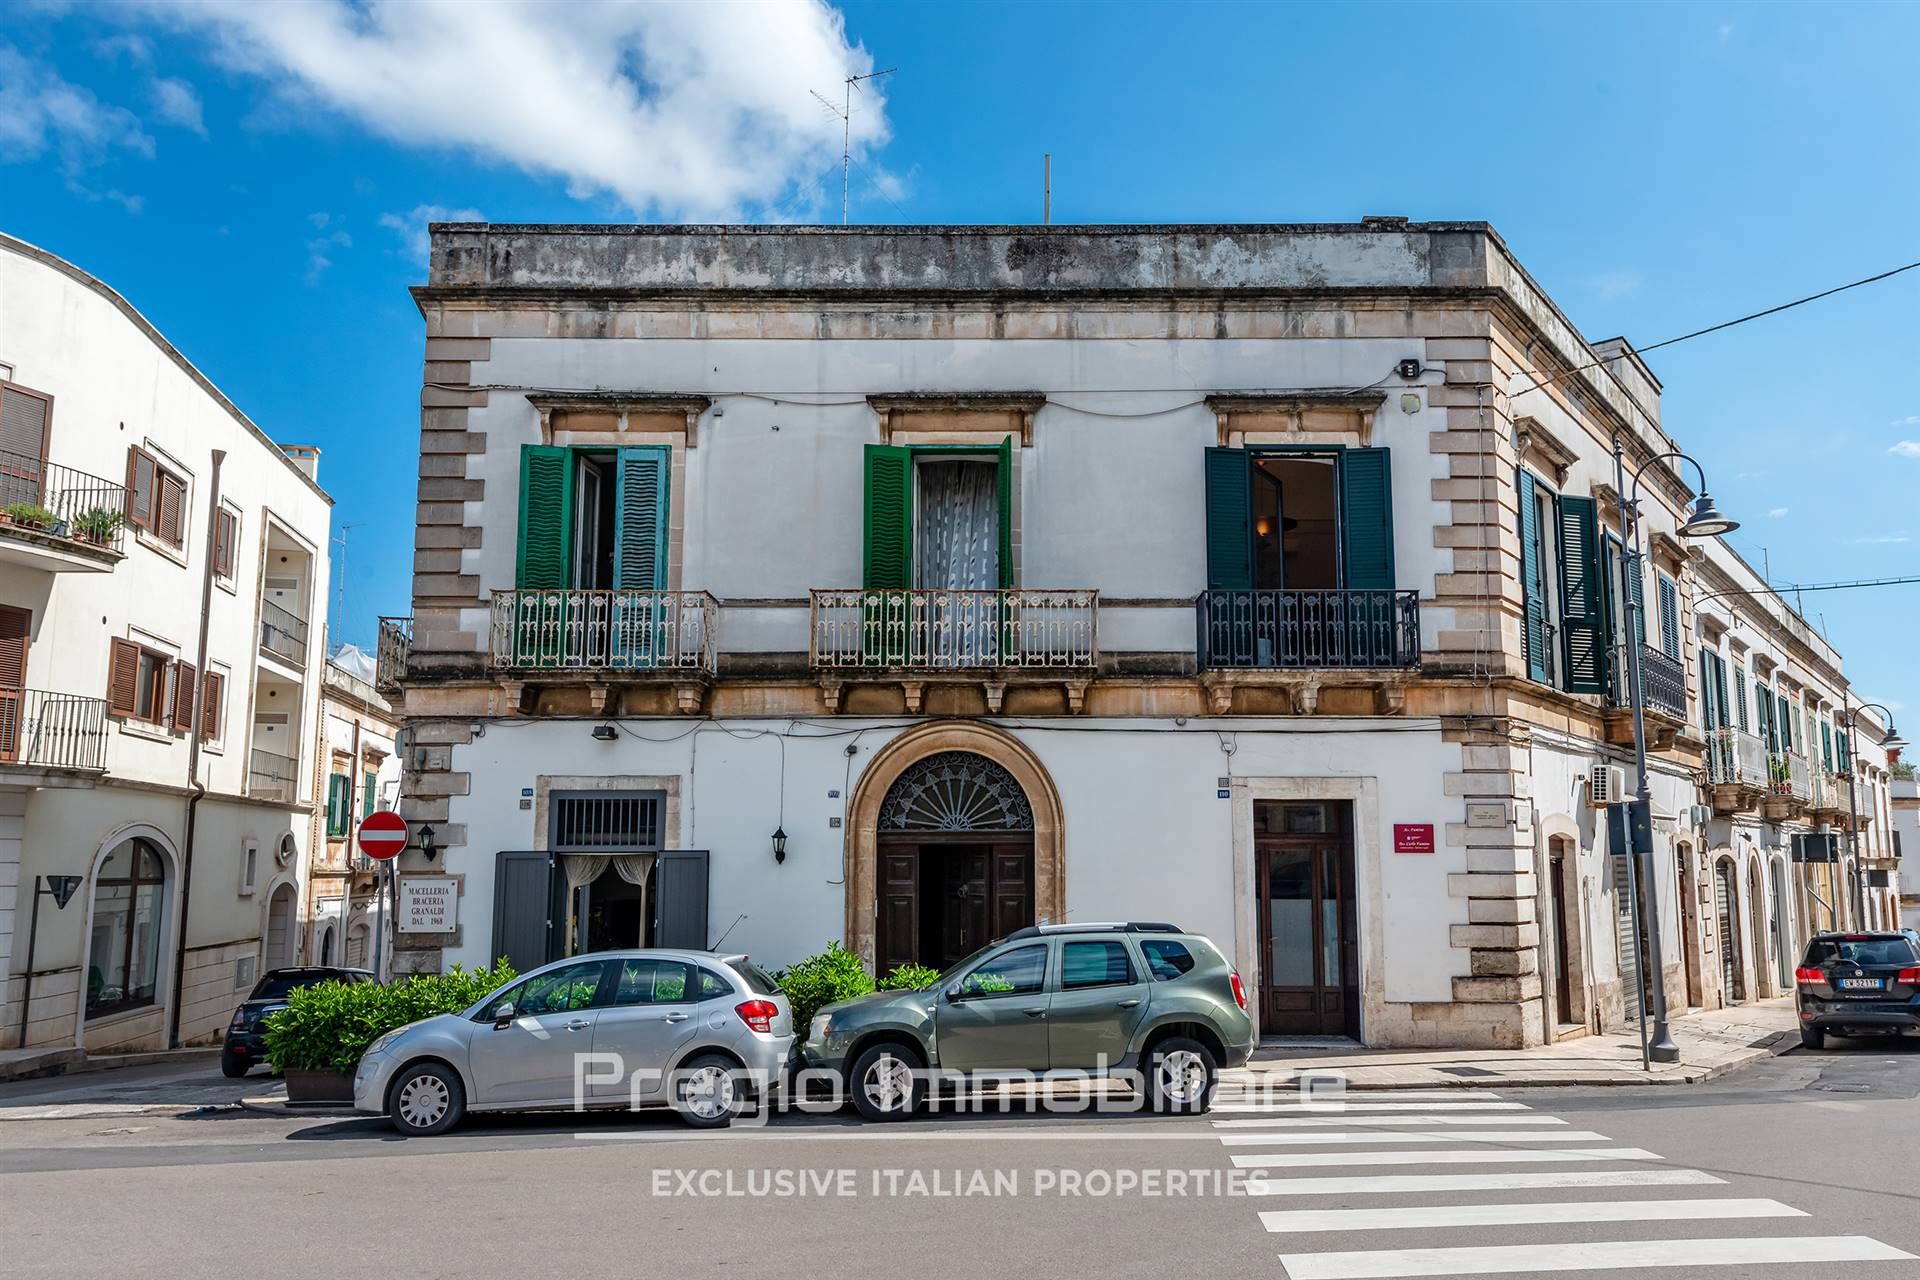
877, 962, 942, 992
263, 959, 517, 1075
4, 503, 55, 529
776, 942, 877, 1033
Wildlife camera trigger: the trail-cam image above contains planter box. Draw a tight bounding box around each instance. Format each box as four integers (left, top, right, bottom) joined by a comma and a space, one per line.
283, 1067, 355, 1104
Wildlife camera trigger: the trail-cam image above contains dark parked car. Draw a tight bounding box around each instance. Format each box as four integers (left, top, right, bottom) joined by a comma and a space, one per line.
801, 922, 1254, 1121
1794, 932, 1920, 1049
223, 966, 374, 1077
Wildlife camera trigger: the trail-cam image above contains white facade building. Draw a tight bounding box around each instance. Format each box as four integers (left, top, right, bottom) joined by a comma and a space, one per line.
384, 222, 1879, 1048
310, 645, 401, 976
0, 233, 331, 1054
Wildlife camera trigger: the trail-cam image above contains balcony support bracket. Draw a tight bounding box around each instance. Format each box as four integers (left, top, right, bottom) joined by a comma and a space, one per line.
672, 682, 705, 716
901, 681, 926, 716
983, 682, 1006, 716
495, 680, 529, 717
1063, 679, 1090, 716
589, 684, 615, 715
818, 679, 844, 715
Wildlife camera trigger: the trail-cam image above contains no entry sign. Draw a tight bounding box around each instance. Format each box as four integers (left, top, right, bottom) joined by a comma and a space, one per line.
357, 810, 408, 861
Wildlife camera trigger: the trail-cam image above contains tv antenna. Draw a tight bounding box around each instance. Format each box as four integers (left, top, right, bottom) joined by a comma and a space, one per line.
811, 65, 896, 225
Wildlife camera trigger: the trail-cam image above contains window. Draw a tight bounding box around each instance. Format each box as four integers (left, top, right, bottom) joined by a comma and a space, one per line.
1732, 664, 1750, 732
1516, 475, 1605, 694
516, 444, 670, 592
1656, 574, 1681, 660
1061, 940, 1136, 990
106, 637, 174, 725
0, 379, 52, 507
125, 446, 187, 547
362, 768, 378, 819
613, 958, 696, 1005
213, 508, 239, 579
957, 943, 1046, 998
864, 440, 1014, 593
239, 840, 258, 895
201, 669, 224, 743
512, 961, 609, 1016
326, 773, 351, 837
86, 838, 166, 1018
1802, 936, 1918, 967
1140, 939, 1197, 981
1203, 446, 1396, 596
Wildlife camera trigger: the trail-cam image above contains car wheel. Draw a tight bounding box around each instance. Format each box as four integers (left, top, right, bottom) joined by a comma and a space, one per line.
219, 1051, 250, 1079
386, 1062, 465, 1136
1146, 1036, 1218, 1114
850, 1042, 923, 1122
1799, 1026, 1826, 1051
674, 1054, 747, 1129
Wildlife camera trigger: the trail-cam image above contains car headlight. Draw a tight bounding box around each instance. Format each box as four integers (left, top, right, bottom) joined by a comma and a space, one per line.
810, 1014, 832, 1044
364, 1029, 404, 1057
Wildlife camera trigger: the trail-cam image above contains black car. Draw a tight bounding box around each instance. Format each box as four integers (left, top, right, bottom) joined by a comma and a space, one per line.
222, 967, 374, 1077
1793, 932, 1920, 1049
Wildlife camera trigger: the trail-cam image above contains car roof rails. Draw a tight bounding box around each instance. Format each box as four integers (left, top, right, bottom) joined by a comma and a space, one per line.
999, 921, 1186, 942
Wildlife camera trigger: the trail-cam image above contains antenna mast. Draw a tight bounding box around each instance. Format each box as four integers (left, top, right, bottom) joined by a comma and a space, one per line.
812, 66, 896, 225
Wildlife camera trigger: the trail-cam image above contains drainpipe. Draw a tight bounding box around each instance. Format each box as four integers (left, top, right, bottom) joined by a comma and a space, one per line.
168, 450, 224, 1049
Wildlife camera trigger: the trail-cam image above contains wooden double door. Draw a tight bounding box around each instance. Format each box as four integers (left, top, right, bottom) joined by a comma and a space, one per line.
877, 836, 1033, 974
1256, 804, 1359, 1038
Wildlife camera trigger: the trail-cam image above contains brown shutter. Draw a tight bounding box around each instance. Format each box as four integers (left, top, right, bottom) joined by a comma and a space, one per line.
125, 447, 156, 529
171, 660, 195, 732
201, 670, 222, 739
157, 473, 185, 546
0, 605, 30, 691
214, 509, 236, 576
107, 638, 139, 716
0, 382, 52, 467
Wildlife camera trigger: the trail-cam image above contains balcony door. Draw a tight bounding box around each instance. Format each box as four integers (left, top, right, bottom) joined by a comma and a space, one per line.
1256, 801, 1359, 1039
0, 605, 28, 761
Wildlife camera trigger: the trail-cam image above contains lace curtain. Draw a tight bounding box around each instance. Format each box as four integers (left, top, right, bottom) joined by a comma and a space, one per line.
915, 460, 998, 590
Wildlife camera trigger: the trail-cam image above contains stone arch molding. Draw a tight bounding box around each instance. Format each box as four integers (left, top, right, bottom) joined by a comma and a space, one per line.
844, 720, 1065, 967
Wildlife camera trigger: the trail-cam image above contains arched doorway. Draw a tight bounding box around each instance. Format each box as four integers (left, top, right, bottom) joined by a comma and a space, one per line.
1770, 857, 1793, 988
1674, 842, 1701, 1009
875, 751, 1034, 972
317, 924, 335, 966
265, 883, 297, 970
84, 836, 169, 1021
846, 722, 1064, 971
1747, 858, 1769, 997
1714, 858, 1743, 1004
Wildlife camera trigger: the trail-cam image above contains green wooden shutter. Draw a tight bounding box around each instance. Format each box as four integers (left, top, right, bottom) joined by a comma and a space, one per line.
1656, 574, 1680, 659
1340, 447, 1395, 591
1628, 554, 1647, 648
1556, 494, 1605, 694
362, 771, 377, 819
1710, 653, 1729, 731
1839, 728, 1851, 767
863, 444, 913, 589
996, 435, 1014, 590
516, 445, 574, 589
1778, 693, 1791, 751
612, 446, 670, 590
1698, 655, 1716, 729
1733, 665, 1749, 731
326, 774, 349, 837
1203, 447, 1252, 591
1518, 471, 1549, 683
1821, 720, 1834, 770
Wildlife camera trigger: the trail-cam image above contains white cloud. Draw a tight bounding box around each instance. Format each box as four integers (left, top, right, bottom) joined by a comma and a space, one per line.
1889, 440, 1920, 458
0, 44, 154, 177
1589, 269, 1643, 301
123, 0, 887, 219
150, 76, 207, 137
1891, 416, 1920, 428
305, 223, 350, 284
91, 33, 154, 66
380, 204, 484, 266
1766, 506, 1789, 519
1849, 532, 1912, 545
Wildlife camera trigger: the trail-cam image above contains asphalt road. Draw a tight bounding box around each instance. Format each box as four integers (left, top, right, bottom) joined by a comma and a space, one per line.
3, 1039, 1919, 1279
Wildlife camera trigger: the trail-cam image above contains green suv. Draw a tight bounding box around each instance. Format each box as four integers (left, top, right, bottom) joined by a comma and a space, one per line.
799, 923, 1254, 1121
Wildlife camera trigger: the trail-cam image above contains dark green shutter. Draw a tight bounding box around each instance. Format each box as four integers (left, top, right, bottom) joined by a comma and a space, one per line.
1821, 720, 1834, 770
863, 444, 913, 589
1698, 655, 1716, 730
1340, 447, 1395, 591
612, 446, 670, 589
1733, 665, 1749, 731
326, 774, 348, 837
996, 435, 1014, 589
1556, 495, 1605, 693
1628, 555, 1647, 648
1656, 574, 1680, 659
1778, 694, 1791, 751
516, 445, 573, 589
1711, 653, 1729, 731
1203, 447, 1252, 591
1518, 470, 1548, 682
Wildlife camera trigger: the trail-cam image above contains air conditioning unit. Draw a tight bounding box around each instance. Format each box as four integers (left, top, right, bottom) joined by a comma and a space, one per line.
1588, 763, 1629, 808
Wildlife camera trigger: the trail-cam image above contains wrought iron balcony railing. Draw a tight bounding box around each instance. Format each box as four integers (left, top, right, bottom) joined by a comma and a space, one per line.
0, 448, 129, 555
0, 689, 108, 771
1608, 643, 1688, 721
376, 616, 412, 691
1768, 750, 1811, 802
249, 747, 299, 803
810, 589, 1098, 670
1706, 726, 1769, 788
260, 599, 308, 667
490, 589, 718, 672
1197, 589, 1420, 670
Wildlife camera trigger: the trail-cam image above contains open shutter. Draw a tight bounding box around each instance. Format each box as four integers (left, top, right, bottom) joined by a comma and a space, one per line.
1732, 665, 1749, 732
1656, 575, 1680, 659
1698, 654, 1717, 730
1556, 495, 1605, 693
106, 638, 139, 716
171, 661, 196, 732
862, 444, 913, 589
515, 445, 573, 589
1628, 554, 1647, 648
1203, 447, 1252, 591
996, 435, 1014, 589
0, 384, 50, 505
201, 669, 222, 739
1778, 694, 1791, 751
1710, 653, 1729, 730
651, 849, 711, 949
1340, 447, 1395, 591
156, 473, 186, 546
611, 446, 669, 589
1821, 720, 1834, 770
125, 447, 156, 529
1517, 470, 1548, 682
0, 606, 29, 761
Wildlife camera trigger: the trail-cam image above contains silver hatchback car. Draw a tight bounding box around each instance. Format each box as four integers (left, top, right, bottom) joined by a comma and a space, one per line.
354, 949, 794, 1135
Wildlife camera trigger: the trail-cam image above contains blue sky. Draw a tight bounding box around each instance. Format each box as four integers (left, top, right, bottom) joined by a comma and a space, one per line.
1, 1, 1915, 714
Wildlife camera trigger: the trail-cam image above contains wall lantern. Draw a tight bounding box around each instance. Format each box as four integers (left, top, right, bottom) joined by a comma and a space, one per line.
417, 824, 438, 862
771, 826, 788, 865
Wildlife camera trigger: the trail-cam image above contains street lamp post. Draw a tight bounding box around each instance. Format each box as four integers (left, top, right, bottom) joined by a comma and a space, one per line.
1611, 437, 1740, 1066
1839, 701, 1906, 931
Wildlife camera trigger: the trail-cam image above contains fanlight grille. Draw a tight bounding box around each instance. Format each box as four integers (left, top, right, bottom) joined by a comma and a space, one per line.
878, 752, 1034, 833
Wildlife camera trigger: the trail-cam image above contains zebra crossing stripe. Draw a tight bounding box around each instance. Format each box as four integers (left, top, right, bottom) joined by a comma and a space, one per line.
1217, 1129, 1611, 1146
1214, 1101, 1526, 1113
1258, 1197, 1807, 1233
1214, 1114, 1566, 1128
1243, 1168, 1721, 1197
1276, 1234, 1915, 1278
1231, 1147, 1661, 1170
1214, 1088, 1502, 1101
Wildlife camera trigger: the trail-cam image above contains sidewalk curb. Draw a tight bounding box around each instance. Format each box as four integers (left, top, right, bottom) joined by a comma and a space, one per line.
0, 1047, 217, 1085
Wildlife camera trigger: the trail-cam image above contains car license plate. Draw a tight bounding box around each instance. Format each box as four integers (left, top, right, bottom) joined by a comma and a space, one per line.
1840, 977, 1883, 990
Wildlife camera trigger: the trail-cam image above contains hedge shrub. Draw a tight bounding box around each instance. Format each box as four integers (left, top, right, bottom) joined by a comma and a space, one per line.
263, 959, 517, 1075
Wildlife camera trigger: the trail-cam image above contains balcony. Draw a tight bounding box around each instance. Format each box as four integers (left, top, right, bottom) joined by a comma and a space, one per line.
1197, 589, 1419, 671
1706, 726, 1769, 805
1761, 750, 1812, 820
1601, 643, 1688, 747
249, 747, 299, 803
490, 589, 718, 673
0, 450, 129, 572
260, 599, 309, 668
1809, 767, 1850, 820
0, 690, 108, 779
376, 616, 412, 692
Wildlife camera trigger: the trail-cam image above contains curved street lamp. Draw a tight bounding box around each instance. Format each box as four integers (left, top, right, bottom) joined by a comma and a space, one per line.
1611, 440, 1740, 1066
1839, 701, 1904, 928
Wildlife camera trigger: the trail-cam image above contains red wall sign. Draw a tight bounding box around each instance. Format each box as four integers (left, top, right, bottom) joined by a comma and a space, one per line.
1393, 823, 1436, 854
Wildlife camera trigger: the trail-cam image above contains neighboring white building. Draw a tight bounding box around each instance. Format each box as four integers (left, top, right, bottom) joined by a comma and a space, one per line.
310, 644, 401, 975
0, 233, 332, 1054
383, 221, 1876, 1048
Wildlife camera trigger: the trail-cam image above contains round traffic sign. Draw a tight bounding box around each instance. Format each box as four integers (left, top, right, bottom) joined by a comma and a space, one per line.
357, 810, 408, 861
